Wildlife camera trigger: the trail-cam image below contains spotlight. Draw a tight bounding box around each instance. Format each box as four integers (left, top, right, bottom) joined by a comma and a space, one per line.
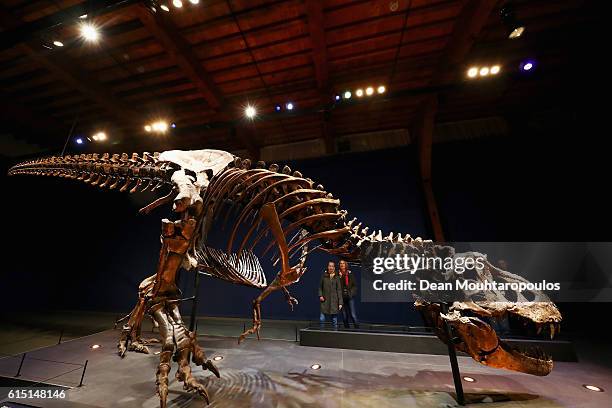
79, 14, 88, 19
144, 125, 152, 132
90, 344, 101, 349
377, 85, 386, 94
479, 67, 490, 76
53, 40, 64, 47
286, 102, 294, 110
189, 0, 200, 4
75, 138, 84, 145
365, 86, 374, 96
80, 23, 100, 42
583, 385, 604, 392
467, 67, 478, 78
490, 65, 501, 75
355, 89, 364, 97
161, 4, 170, 12
520, 60, 535, 72
213, 356, 224, 361
508, 26, 525, 39
245, 105, 257, 119
310, 364, 321, 370
171, 123, 177, 128
334, 94, 341, 101
274, 104, 282, 112
92, 132, 107, 141
152, 121, 169, 132
343, 91, 352, 99
463, 376, 476, 383
501, 5, 526, 39
173, 0, 183, 8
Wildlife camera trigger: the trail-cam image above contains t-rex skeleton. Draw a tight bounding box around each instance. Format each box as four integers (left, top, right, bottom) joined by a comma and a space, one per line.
8, 149, 561, 407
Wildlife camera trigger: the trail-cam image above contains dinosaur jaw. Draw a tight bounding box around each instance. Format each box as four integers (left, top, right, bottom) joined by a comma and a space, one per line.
480, 340, 553, 376
442, 303, 561, 376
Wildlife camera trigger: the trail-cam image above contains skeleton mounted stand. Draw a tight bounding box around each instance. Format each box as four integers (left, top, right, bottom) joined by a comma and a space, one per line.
9, 149, 562, 407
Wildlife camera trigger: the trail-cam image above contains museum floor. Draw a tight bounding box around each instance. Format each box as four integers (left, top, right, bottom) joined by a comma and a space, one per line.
1, 312, 611, 407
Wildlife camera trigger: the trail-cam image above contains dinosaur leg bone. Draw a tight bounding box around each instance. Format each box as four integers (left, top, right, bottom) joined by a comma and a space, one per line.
239, 203, 303, 343
118, 274, 156, 357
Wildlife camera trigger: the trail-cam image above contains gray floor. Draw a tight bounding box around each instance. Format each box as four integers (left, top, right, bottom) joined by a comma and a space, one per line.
1, 312, 611, 407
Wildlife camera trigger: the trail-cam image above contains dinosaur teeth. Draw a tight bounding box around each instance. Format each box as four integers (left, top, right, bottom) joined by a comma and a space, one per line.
550, 323, 555, 340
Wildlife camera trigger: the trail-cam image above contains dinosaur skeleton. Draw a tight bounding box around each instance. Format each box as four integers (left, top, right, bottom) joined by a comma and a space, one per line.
8, 149, 561, 407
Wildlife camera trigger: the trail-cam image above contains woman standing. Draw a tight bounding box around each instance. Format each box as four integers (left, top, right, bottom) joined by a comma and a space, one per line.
319, 260, 343, 329
339, 260, 359, 329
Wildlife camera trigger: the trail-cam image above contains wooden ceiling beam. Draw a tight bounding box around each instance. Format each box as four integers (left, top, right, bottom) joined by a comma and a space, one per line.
19, 44, 142, 124
305, 0, 329, 91
134, 4, 223, 111
431, 0, 497, 85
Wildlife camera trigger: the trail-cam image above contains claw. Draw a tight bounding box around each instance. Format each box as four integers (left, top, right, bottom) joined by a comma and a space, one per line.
203, 359, 221, 378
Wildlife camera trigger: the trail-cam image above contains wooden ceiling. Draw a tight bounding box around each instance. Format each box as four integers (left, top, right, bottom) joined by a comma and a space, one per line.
0, 0, 596, 157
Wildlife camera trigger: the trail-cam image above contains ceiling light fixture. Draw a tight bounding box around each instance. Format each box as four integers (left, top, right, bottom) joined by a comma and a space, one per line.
80, 23, 100, 42
501, 5, 526, 39
245, 105, 257, 119
53, 40, 64, 47
365, 86, 374, 96
467, 67, 478, 78
173, 0, 183, 8
377, 85, 386, 94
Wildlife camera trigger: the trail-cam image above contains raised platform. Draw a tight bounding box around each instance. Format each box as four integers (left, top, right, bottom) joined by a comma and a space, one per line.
300, 328, 578, 362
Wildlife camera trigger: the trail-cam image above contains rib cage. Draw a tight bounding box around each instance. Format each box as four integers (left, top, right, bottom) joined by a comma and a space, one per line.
197, 246, 267, 288
9, 152, 431, 287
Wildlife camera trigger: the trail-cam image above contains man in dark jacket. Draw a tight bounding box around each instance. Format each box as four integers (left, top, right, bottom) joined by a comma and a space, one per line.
319, 261, 343, 329
339, 259, 359, 328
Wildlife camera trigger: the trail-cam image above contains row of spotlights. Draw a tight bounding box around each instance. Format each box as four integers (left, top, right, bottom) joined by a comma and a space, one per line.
467, 65, 501, 78
275, 102, 295, 112
338, 85, 386, 101
92, 132, 107, 141
161, 0, 200, 12
144, 121, 173, 133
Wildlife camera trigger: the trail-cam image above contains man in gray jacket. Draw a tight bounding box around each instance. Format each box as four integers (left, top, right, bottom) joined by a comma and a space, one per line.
319, 260, 343, 329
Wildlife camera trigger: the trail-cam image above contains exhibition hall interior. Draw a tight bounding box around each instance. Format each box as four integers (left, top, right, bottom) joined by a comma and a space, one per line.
0, 0, 609, 407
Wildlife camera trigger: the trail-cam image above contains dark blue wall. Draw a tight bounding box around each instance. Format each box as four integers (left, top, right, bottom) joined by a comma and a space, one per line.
1, 146, 428, 325
2, 127, 609, 329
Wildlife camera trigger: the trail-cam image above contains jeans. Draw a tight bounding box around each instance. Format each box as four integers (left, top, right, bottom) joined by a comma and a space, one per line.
319, 312, 338, 329
341, 298, 359, 328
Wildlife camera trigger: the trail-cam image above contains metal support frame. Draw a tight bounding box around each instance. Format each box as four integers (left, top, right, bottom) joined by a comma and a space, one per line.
441, 302, 465, 406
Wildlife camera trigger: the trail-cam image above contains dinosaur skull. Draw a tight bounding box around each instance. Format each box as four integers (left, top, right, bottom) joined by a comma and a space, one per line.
417, 256, 562, 376
442, 301, 561, 376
